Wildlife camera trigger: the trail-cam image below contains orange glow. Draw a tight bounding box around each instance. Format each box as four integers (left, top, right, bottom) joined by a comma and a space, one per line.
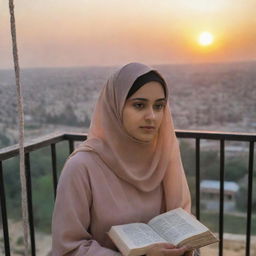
0, 0, 255, 68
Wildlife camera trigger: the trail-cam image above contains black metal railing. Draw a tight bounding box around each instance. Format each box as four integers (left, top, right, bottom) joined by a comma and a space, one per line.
176, 130, 255, 256
0, 130, 255, 256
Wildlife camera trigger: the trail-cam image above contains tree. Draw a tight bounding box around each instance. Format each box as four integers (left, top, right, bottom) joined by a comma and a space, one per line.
236, 176, 256, 213
225, 158, 247, 182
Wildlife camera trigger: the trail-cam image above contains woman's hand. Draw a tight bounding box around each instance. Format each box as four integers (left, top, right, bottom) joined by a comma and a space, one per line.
184, 250, 194, 256
145, 243, 192, 256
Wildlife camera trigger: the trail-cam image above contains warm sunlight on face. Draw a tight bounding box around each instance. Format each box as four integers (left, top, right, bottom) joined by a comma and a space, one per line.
198, 32, 214, 46
123, 81, 166, 142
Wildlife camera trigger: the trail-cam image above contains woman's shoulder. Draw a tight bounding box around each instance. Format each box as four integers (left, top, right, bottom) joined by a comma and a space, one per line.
67, 151, 95, 167
57, 152, 94, 195
60, 151, 96, 180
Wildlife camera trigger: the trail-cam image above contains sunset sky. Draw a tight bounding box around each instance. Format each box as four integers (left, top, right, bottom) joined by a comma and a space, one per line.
0, 0, 255, 69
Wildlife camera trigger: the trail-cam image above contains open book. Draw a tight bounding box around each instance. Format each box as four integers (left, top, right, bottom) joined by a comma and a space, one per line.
108, 208, 218, 256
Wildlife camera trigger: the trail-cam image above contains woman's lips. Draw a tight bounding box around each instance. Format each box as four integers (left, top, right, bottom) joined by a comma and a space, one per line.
140, 126, 155, 129
140, 126, 156, 131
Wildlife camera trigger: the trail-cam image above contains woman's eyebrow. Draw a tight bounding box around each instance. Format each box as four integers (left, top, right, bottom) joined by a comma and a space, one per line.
130, 98, 147, 101
156, 98, 166, 102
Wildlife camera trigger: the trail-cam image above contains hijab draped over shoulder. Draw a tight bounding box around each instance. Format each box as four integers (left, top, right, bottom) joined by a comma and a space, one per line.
70, 62, 191, 212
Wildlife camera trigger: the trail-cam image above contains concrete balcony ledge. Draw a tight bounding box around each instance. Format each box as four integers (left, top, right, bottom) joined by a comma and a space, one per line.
201, 233, 256, 256
223, 233, 256, 250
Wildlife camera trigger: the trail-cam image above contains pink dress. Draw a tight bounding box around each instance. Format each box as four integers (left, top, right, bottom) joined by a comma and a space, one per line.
52, 151, 165, 256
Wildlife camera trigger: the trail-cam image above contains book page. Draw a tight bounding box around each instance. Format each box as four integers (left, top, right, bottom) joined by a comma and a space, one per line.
148, 208, 208, 245
110, 223, 166, 249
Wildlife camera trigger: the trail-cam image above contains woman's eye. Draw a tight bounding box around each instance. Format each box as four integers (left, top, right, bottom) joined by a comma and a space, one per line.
133, 103, 144, 109
154, 103, 165, 110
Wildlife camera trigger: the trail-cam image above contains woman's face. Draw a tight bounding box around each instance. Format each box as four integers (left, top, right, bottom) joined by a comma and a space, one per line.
122, 81, 166, 142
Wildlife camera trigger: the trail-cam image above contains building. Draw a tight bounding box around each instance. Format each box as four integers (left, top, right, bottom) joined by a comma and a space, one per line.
200, 179, 239, 211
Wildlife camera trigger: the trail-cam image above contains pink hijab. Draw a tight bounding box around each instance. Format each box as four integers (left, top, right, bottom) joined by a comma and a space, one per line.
70, 62, 191, 212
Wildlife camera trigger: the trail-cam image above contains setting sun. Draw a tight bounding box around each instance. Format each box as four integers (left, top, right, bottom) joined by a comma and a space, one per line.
198, 32, 214, 46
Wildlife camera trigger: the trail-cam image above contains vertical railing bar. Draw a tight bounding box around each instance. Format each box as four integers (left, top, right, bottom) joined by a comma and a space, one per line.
68, 140, 74, 154
219, 139, 225, 256
0, 161, 11, 256
246, 141, 254, 256
51, 144, 58, 199
25, 153, 36, 256
195, 138, 200, 220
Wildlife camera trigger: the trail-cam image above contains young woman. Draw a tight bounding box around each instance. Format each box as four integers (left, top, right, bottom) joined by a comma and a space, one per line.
52, 62, 194, 256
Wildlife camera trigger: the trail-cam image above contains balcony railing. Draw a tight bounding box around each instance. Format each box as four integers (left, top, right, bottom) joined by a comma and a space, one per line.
0, 130, 255, 256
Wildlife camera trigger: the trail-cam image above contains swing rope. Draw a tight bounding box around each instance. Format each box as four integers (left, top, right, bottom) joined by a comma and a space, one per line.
8, 0, 30, 255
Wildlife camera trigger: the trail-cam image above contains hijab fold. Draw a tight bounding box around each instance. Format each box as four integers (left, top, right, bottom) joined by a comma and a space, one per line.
70, 62, 191, 212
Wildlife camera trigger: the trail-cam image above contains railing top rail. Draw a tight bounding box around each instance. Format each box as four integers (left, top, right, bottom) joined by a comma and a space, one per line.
0, 130, 255, 161
0, 132, 87, 161
176, 129, 256, 141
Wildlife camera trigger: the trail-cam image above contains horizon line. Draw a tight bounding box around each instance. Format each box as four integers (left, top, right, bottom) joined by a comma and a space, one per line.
0, 58, 255, 72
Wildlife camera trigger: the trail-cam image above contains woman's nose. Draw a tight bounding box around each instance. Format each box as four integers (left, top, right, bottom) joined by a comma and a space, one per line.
145, 107, 156, 120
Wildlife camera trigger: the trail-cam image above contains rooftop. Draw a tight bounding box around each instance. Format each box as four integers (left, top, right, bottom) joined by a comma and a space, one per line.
201, 179, 239, 192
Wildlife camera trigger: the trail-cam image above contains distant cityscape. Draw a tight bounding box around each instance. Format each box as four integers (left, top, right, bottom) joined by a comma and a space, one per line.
0, 61, 255, 148
0, 62, 256, 256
